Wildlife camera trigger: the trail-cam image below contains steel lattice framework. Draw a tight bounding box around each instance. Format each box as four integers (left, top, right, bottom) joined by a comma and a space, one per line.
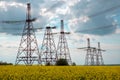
78, 38, 105, 65
40, 26, 57, 65
57, 20, 72, 65
96, 42, 105, 65
84, 38, 95, 65
78, 38, 95, 65
15, 3, 40, 65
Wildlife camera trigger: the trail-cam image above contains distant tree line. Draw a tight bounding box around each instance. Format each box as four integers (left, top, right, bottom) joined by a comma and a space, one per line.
0, 61, 13, 65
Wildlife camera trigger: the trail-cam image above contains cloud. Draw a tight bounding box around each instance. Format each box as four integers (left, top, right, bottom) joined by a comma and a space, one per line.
68, 0, 120, 35
0, 1, 26, 35
0, 45, 2, 47
45, 0, 65, 12
0, 0, 120, 36
0, 0, 120, 65
115, 28, 120, 34
0, 0, 65, 35
0, 34, 19, 48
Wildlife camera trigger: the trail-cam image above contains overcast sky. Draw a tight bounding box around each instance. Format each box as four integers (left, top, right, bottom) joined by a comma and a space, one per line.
0, 0, 120, 65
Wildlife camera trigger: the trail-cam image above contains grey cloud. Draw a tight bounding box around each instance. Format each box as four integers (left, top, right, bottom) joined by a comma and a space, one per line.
0, 45, 2, 47
0, 0, 120, 36
0, 0, 65, 35
45, 1, 65, 12
68, 0, 120, 35
0, 2, 26, 35
0, 1, 44, 35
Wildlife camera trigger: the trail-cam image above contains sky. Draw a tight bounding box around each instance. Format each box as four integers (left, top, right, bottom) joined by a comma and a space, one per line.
0, 0, 120, 65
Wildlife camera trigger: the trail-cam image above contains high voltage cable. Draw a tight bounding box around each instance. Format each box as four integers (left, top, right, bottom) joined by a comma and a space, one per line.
0, 4, 120, 24
75, 4, 120, 32
89, 4, 120, 17
76, 24, 117, 32
0, 4, 120, 33
1, 24, 117, 33
69, 4, 120, 24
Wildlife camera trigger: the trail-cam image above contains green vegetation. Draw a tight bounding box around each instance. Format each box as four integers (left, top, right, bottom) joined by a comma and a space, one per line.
45, 62, 51, 66
55, 59, 69, 66
0, 61, 13, 65
72, 62, 76, 66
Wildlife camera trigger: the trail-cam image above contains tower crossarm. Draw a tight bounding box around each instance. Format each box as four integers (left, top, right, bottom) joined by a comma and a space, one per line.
77, 47, 94, 49
97, 49, 106, 51
46, 26, 56, 29
97, 42, 106, 52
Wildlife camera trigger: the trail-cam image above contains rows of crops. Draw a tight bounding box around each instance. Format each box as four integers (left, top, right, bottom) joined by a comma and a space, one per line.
0, 66, 120, 80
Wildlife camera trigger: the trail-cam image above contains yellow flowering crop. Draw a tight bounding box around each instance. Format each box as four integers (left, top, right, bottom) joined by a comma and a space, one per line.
0, 66, 120, 80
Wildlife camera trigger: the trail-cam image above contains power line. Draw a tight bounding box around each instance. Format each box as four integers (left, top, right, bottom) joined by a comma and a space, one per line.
76, 24, 117, 33
0, 27, 43, 30
0, 4, 120, 34
0, 18, 37, 24
70, 4, 120, 25
89, 4, 120, 18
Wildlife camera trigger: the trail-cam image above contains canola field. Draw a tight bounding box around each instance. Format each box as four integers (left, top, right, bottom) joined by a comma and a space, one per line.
0, 66, 120, 80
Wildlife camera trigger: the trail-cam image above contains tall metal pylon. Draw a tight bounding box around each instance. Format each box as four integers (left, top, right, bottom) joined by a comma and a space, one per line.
40, 26, 57, 65
57, 20, 72, 65
78, 38, 95, 65
15, 3, 40, 65
84, 38, 95, 65
96, 42, 105, 65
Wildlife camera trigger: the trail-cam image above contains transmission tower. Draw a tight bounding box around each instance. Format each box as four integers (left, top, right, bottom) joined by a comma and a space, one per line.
78, 38, 95, 65
57, 20, 72, 65
15, 3, 40, 65
96, 42, 105, 65
40, 26, 57, 65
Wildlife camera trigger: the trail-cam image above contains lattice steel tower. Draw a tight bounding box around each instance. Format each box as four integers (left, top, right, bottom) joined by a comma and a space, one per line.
96, 42, 105, 65
78, 38, 95, 65
57, 20, 72, 65
84, 38, 95, 65
15, 3, 40, 65
40, 26, 57, 65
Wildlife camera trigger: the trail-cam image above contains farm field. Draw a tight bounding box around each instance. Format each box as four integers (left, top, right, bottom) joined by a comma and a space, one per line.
0, 66, 120, 80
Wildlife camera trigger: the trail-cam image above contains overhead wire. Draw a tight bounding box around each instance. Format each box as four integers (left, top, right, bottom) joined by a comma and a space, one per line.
0, 3, 120, 33
75, 4, 120, 32
89, 4, 120, 18
76, 24, 117, 33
